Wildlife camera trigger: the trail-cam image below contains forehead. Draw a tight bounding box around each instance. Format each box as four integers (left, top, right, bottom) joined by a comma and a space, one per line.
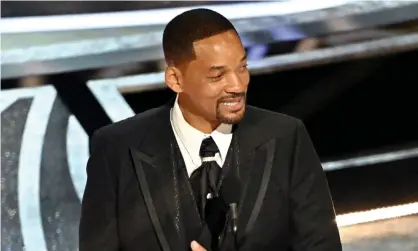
192, 31, 245, 65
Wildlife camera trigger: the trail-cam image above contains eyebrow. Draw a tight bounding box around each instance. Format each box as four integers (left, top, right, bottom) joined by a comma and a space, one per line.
208, 53, 248, 72
209, 65, 226, 72
240, 53, 247, 62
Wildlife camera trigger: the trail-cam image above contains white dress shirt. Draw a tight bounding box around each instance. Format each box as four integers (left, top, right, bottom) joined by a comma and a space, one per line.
170, 96, 233, 176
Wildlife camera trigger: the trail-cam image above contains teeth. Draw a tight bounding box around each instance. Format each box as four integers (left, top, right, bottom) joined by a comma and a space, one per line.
223, 102, 238, 106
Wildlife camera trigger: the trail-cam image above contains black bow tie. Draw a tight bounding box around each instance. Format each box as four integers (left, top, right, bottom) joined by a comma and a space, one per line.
190, 137, 223, 218
190, 137, 227, 250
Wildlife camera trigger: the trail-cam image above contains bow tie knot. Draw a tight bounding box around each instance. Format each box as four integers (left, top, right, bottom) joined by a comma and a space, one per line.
200, 137, 220, 158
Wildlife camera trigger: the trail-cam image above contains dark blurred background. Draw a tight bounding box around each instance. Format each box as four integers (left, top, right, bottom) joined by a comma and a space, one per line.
2, 1, 418, 251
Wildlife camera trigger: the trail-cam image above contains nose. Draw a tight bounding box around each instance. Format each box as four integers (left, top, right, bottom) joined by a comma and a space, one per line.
225, 72, 246, 93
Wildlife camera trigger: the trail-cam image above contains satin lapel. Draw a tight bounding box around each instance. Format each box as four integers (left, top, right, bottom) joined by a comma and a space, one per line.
243, 139, 276, 234
129, 105, 183, 251
233, 109, 276, 241
131, 150, 177, 251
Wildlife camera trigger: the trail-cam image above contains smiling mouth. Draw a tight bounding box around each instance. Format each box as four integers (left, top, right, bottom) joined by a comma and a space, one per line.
222, 101, 239, 106
219, 97, 244, 111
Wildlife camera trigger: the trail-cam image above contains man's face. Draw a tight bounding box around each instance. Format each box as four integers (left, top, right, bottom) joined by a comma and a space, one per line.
181, 30, 249, 125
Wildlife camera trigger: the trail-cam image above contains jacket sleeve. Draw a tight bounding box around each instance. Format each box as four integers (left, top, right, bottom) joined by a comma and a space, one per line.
79, 131, 119, 251
289, 120, 342, 251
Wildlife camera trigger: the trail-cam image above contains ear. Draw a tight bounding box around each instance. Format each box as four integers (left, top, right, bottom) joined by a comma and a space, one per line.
165, 66, 184, 93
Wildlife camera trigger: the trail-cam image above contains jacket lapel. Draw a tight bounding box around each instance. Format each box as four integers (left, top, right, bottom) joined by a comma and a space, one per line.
129, 104, 185, 251
233, 107, 276, 243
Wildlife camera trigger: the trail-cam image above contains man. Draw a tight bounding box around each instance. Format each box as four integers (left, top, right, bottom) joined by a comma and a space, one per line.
79, 8, 342, 251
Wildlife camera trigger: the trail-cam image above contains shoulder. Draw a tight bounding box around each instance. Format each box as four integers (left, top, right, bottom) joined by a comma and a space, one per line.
245, 105, 304, 139
91, 105, 169, 146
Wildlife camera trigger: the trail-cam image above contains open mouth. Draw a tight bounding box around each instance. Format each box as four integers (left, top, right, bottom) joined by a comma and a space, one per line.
219, 97, 244, 112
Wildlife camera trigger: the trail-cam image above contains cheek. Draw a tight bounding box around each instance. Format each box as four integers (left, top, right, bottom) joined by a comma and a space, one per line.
207, 83, 226, 98
183, 74, 223, 105
184, 82, 218, 108
240, 71, 250, 88
198, 85, 223, 113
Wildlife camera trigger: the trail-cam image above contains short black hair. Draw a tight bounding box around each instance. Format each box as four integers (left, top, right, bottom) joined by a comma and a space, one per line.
162, 8, 238, 66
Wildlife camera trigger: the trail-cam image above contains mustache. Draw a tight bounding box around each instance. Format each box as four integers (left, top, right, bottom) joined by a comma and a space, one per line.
217, 93, 246, 103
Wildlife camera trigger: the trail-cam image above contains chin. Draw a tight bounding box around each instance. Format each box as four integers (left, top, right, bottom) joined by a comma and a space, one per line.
218, 109, 245, 124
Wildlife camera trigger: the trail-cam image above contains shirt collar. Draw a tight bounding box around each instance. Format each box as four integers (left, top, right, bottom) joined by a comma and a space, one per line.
171, 95, 233, 161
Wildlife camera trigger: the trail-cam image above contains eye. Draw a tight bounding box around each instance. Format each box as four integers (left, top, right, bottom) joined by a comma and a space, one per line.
239, 64, 248, 72
208, 74, 223, 82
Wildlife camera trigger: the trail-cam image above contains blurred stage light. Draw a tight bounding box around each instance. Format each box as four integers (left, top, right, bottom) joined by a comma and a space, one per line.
270, 26, 306, 41
247, 45, 269, 61
323, 148, 418, 171
337, 202, 418, 227
0, 1, 350, 33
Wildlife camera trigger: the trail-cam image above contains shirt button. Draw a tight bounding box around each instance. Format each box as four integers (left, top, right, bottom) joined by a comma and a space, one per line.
206, 193, 213, 199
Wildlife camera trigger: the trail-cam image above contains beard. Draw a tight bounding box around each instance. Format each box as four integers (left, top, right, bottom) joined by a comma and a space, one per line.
216, 108, 245, 124
215, 93, 246, 124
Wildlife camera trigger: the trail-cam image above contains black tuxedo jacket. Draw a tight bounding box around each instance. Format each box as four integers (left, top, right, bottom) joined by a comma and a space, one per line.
79, 103, 342, 251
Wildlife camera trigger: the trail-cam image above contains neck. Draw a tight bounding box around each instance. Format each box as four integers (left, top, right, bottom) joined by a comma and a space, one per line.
178, 96, 220, 134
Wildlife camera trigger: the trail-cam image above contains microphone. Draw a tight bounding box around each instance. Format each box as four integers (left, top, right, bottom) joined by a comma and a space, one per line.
229, 203, 238, 250
229, 203, 238, 233
221, 172, 241, 249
